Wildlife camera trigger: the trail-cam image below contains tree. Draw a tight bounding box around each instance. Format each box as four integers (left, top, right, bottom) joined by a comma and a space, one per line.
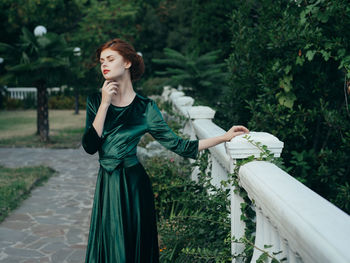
152, 48, 229, 105
219, 0, 350, 213
0, 27, 73, 142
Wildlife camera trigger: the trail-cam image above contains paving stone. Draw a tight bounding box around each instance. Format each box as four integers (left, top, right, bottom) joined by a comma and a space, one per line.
32, 224, 66, 238
35, 217, 68, 225
66, 248, 86, 262
4, 247, 44, 257
39, 241, 68, 253
22, 257, 50, 263
51, 248, 74, 263
0, 228, 28, 242
0, 256, 24, 263
6, 213, 31, 221
1, 220, 35, 231
0, 146, 99, 261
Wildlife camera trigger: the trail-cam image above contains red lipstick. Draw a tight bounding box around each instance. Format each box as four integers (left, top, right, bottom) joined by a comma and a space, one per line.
103, 70, 110, 74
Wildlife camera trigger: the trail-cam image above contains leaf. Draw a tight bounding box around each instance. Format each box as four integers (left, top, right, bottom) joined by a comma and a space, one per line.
295, 56, 304, 66
320, 50, 331, 61
279, 75, 293, 92
284, 65, 292, 74
337, 49, 346, 57
305, 50, 316, 61
264, 244, 273, 249
300, 10, 307, 25
37, 36, 52, 49
272, 61, 280, 71
276, 91, 297, 108
0, 42, 17, 55
256, 252, 268, 263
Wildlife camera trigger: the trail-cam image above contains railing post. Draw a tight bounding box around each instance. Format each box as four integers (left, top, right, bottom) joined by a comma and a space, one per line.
225, 132, 284, 263
188, 106, 216, 182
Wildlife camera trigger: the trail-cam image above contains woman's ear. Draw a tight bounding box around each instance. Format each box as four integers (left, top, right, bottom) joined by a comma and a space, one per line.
124, 60, 132, 69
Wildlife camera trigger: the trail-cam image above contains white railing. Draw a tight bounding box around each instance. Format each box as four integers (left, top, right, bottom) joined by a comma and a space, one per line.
5, 87, 61, 100
162, 86, 350, 263
6, 87, 37, 99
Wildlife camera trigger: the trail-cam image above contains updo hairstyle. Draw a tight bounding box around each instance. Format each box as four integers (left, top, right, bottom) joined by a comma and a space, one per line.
95, 38, 144, 82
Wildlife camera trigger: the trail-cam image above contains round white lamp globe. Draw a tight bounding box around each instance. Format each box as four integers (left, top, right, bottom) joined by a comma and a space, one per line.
34, 25, 47, 37
73, 47, 81, 56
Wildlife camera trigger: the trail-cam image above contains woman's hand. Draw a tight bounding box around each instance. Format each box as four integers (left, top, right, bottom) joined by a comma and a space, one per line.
223, 125, 249, 142
101, 80, 118, 106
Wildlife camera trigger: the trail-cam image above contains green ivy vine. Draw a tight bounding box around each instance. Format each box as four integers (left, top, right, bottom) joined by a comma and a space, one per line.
228, 135, 287, 263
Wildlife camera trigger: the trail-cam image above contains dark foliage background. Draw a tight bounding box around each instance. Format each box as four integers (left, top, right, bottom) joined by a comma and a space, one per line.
0, 0, 349, 212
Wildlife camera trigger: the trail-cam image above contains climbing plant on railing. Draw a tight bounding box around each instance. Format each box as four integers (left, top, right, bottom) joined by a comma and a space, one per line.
147, 99, 287, 261
228, 135, 287, 263
148, 135, 288, 262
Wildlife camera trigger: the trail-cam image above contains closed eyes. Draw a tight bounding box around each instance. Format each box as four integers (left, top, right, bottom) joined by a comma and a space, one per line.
100, 59, 114, 64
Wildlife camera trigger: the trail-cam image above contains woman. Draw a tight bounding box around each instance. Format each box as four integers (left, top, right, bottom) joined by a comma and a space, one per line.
82, 38, 249, 263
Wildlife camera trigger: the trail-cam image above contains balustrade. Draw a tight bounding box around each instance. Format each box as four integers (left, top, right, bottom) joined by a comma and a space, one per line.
163, 86, 350, 263
4, 87, 61, 100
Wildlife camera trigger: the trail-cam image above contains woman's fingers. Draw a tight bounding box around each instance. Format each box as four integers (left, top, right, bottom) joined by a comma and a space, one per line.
224, 125, 250, 141
233, 125, 249, 133
105, 82, 118, 94
101, 81, 118, 105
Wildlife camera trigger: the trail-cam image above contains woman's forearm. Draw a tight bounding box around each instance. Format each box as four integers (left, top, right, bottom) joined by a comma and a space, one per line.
198, 135, 227, 151
197, 125, 249, 152
92, 103, 109, 137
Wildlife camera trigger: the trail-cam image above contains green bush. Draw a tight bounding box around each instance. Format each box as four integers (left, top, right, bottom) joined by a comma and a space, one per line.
153, 48, 229, 105
145, 150, 231, 262
2, 94, 87, 110
137, 77, 169, 96
217, 0, 350, 213
48, 95, 86, 109
3, 94, 36, 109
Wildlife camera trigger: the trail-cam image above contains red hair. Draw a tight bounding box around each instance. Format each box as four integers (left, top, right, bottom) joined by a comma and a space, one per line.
96, 38, 144, 82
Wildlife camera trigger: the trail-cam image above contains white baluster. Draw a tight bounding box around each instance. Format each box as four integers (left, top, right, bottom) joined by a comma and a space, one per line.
270, 225, 281, 261
251, 207, 264, 262
231, 187, 246, 263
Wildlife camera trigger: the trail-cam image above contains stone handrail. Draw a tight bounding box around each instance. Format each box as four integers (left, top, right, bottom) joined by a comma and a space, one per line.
162, 86, 350, 263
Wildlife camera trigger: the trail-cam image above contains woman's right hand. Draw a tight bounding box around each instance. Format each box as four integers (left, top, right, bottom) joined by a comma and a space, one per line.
101, 80, 118, 106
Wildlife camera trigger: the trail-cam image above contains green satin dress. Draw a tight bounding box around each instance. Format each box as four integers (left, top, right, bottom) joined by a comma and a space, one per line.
82, 92, 199, 263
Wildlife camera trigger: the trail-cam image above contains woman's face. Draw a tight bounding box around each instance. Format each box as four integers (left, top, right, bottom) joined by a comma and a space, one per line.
99, 48, 131, 80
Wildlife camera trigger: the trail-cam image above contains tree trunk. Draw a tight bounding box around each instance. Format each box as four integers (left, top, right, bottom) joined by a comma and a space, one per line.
74, 87, 79, 115
36, 80, 49, 142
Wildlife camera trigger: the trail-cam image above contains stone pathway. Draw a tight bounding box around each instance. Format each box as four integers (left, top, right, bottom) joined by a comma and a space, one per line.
0, 147, 99, 263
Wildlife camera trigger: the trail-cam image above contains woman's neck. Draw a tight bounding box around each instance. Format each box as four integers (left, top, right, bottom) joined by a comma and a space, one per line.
109, 74, 136, 106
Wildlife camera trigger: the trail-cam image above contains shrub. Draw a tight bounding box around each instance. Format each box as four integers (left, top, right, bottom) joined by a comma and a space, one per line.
137, 77, 170, 96
145, 150, 231, 262
48, 95, 86, 109
3, 94, 36, 110
217, 0, 350, 213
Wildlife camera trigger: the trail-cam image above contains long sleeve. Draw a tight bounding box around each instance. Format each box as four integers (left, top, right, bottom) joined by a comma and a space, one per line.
82, 94, 103, 155
146, 99, 199, 159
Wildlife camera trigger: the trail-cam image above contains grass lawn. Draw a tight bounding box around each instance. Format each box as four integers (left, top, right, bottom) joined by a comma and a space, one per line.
0, 165, 56, 222
0, 110, 86, 148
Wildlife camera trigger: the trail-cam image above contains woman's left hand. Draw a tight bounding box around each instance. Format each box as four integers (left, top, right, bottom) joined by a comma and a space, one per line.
223, 125, 249, 142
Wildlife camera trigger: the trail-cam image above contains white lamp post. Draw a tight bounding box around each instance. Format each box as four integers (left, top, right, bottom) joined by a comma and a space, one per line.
34, 25, 47, 37
73, 47, 81, 57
